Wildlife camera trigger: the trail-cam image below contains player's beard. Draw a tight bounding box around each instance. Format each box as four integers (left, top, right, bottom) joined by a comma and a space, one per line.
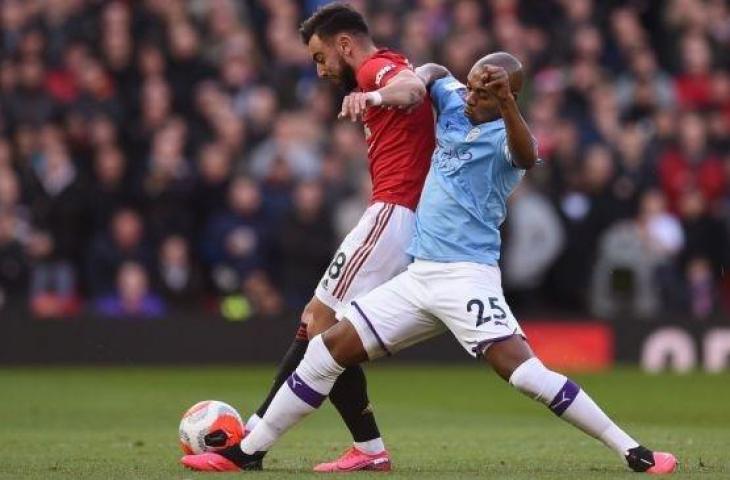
338, 62, 358, 92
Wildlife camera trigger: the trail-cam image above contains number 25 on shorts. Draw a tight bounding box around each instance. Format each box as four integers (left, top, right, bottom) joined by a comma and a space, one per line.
467, 298, 507, 327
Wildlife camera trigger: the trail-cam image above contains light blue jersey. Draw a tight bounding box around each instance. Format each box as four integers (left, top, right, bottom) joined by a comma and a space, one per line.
407, 75, 526, 265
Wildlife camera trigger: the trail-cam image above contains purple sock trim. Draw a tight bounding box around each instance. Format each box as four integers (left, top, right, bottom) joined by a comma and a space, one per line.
351, 301, 391, 356
287, 372, 325, 409
549, 379, 581, 416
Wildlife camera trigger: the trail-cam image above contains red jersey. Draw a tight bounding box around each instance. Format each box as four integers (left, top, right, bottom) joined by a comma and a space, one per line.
355, 49, 435, 211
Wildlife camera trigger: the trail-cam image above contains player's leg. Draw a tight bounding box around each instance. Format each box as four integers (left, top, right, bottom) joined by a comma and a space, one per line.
430, 261, 677, 474
237, 320, 368, 456
251, 203, 398, 455
237, 267, 441, 463
483, 336, 676, 473
311, 203, 417, 468
307, 299, 386, 460
249, 297, 383, 459
181, 267, 443, 471
250, 297, 331, 425
182, 319, 366, 472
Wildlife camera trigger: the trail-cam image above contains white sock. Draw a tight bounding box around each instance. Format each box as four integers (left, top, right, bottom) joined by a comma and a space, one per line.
240, 335, 344, 454
509, 358, 639, 456
354, 437, 385, 455
246, 413, 261, 430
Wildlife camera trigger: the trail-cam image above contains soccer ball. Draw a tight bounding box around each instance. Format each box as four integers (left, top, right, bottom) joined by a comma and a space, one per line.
179, 400, 245, 454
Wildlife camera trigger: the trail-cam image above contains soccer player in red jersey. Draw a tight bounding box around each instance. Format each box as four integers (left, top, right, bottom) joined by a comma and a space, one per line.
181, 3, 435, 472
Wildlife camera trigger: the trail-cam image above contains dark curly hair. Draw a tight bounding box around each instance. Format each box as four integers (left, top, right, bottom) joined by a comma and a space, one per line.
299, 3, 369, 45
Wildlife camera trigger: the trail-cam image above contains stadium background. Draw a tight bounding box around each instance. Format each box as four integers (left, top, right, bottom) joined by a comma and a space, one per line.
0, 0, 729, 368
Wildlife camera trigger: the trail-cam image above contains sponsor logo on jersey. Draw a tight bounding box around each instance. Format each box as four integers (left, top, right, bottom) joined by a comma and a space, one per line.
434, 140, 472, 174
375, 64, 395, 87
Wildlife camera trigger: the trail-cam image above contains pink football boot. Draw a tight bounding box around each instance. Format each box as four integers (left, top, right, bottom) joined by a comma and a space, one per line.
181, 452, 243, 472
626, 446, 678, 475
646, 452, 678, 475
313, 446, 392, 473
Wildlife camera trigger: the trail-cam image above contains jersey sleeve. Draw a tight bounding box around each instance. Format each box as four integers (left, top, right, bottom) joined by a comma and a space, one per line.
357, 57, 408, 92
429, 75, 465, 114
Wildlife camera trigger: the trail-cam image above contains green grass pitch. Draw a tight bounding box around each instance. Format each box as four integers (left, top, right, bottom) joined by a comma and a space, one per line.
0, 365, 728, 479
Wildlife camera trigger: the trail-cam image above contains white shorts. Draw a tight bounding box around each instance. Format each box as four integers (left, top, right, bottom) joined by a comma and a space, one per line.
344, 259, 525, 359
315, 202, 415, 317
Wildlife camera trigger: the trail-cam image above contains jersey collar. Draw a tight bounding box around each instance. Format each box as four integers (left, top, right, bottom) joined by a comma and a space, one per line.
356, 48, 392, 78
468, 116, 505, 130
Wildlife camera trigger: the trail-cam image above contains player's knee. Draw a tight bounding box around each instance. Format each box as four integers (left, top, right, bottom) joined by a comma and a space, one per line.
307, 316, 337, 339
484, 335, 534, 381
300, 301, 314, 326
508, 357, 568, 406
322, 319, 368, 367
302, 299, 336, 339
307, 315, 337, 339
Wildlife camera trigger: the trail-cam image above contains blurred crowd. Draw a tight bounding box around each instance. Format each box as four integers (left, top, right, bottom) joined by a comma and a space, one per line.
0, 0, 728, 321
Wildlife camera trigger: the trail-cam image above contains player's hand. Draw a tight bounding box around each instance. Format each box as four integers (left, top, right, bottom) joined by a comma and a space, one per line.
480, 65, 513, 104
338, 92, 378, 122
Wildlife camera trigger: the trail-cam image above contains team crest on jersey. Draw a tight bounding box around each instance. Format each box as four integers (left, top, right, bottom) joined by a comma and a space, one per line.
465, 127, 481, 142
445, 80, 465, 91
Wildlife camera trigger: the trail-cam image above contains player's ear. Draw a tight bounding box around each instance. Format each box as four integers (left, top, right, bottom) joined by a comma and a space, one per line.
336, 33, 352, 56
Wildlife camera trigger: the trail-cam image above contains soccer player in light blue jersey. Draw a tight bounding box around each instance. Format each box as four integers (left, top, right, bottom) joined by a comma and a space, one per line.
182, 52, 677, 475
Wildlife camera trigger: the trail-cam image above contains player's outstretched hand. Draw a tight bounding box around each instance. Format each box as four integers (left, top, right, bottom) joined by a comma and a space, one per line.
480, 65, 513, 104
338, 92, 376, 122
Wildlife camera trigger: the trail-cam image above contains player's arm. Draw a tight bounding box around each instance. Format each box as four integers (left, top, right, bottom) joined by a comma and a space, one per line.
339, 69, 425, 121
414, 63, 450, 89
376, 69, 426, 106
482, 65, 537, 170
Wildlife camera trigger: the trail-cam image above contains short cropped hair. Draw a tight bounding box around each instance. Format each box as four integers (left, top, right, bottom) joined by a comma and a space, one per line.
299, 3, 369, 45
